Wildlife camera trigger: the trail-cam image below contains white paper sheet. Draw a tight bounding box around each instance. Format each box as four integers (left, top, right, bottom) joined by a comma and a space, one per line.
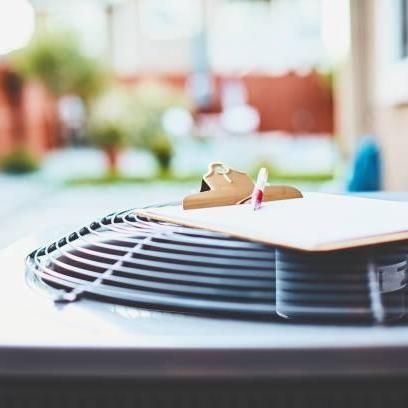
138, 193, 408, 251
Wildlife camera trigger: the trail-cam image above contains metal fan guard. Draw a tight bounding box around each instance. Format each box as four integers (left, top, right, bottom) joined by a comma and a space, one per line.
26, 205, 408, 323
26, 206, 277, 318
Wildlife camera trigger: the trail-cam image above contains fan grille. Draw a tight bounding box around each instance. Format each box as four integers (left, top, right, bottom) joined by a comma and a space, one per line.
26, 207, 277, 318
26, 206, 408, 323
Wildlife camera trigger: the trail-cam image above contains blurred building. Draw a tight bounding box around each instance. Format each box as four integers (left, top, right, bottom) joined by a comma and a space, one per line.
337, 0, 408, 190
45, 0, 335, 134
0, 0, 338, 160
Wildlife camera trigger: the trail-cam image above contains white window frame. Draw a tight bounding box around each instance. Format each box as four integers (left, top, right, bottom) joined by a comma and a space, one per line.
376, 0, 408, 105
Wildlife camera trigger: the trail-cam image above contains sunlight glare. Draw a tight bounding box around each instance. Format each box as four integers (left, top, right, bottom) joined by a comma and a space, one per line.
0, 0, 35, 55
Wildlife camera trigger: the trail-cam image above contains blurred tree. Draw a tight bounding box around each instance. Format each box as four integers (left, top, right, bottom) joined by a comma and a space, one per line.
9, 30, 110, 166
127, 81, 187, 174
11, 31, 109, 105
90, 122, 128, 176
89, 81, 190, 176
88, 86, 131, 175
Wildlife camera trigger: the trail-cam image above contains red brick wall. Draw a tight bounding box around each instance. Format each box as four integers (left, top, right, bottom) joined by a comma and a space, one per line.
0, 69, 334, 157
0, 64, 60, 157
243, 73, 333, 133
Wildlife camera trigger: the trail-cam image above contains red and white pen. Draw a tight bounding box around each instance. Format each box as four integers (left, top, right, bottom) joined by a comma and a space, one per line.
251, 167, 268, 211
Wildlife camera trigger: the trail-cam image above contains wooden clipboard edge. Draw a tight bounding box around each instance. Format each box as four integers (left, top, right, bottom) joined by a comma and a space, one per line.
136, 208, 408, 253
183, 189, 251, 210
183, 185, 303, 210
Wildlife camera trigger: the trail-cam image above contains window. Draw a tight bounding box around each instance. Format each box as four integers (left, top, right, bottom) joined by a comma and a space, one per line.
376, 0, 408, 105
139, 0, 202, 40
400, 0, 408, 58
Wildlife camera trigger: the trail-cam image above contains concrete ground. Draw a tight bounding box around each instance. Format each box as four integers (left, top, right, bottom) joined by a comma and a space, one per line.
0, 177, 193, 250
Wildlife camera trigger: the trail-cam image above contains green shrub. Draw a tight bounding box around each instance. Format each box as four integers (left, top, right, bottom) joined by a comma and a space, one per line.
1, 149, 40, 174
251, 160, 334, 183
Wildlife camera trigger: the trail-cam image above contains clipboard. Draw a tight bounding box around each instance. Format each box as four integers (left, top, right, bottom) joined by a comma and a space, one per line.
137, 163, 408, 252
182, 162, 302, 210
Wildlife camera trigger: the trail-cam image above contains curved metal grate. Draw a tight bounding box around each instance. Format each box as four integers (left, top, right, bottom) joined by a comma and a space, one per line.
26, 205, 408, 323
26, 207, 277, 318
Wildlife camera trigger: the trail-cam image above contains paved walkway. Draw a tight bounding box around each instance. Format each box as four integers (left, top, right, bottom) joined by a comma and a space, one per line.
0, 179, 193, 250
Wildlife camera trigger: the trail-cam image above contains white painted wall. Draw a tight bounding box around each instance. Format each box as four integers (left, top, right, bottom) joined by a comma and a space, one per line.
112, 0, 194, 74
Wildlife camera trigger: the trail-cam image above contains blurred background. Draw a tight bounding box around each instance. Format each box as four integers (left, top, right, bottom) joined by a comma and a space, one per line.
0, 0, 404, 247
